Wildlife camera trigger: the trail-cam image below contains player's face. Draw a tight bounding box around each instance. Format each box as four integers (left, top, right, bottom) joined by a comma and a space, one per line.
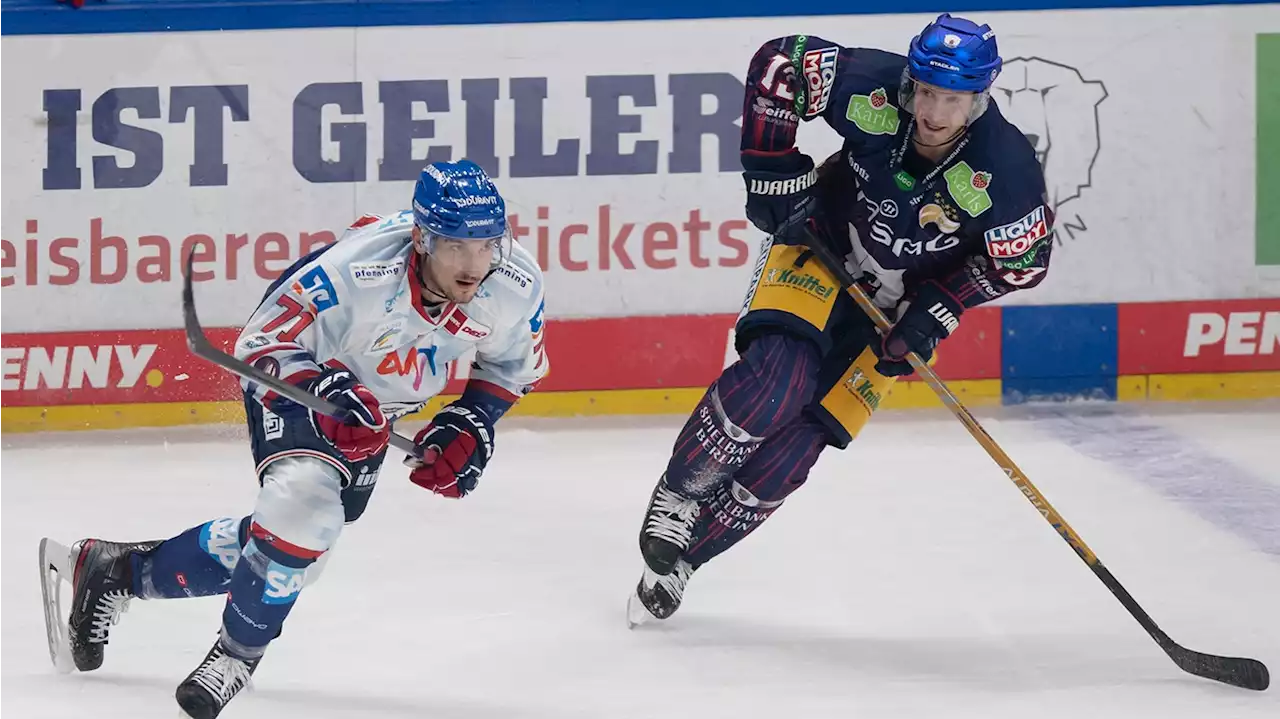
912, 81, 976, 146
423, 235, 495, 304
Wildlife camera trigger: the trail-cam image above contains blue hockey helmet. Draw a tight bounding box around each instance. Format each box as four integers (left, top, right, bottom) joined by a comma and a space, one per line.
411, 160, 512, 270
412, 159, 507, 240
906, 13, 1002, 93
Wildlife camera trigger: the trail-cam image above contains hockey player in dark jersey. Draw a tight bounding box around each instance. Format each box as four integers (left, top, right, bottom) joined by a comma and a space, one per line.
629, 14, 1055, 625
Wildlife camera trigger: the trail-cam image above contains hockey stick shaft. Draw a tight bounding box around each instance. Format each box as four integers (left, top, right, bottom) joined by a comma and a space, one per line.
801, 230, 1268, 690
181, 254, 422, 458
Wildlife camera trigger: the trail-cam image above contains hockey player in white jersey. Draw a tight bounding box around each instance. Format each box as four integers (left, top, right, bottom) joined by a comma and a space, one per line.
37, 160, 548, 718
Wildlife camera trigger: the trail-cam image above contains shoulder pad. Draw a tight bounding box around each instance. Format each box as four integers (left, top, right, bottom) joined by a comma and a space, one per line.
491, 261, 538, 298
348, 214, 383, 230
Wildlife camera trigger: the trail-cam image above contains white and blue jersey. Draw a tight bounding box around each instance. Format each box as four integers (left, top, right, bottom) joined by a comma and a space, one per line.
234, 211, 548, 420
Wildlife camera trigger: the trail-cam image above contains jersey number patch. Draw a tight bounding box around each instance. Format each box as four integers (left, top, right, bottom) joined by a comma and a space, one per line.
758, 54, 796, 102
261, 296, 315, 343
1001, 267, 1046, 287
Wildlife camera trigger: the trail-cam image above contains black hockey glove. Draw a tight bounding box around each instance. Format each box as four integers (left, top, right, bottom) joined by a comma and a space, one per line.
741, 149, 819, 241
875, 282, 964, 377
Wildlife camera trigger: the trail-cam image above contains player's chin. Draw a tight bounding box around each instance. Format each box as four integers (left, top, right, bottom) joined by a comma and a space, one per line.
917, 126, 947, 143
450, 279, 481, 303
931, 124, 962, 140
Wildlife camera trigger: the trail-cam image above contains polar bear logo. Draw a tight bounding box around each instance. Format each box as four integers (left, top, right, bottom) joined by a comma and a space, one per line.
992, 58, 1107, 210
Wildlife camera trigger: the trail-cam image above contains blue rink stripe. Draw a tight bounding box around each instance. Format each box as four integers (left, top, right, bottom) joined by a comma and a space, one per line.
1033, 408, 1280, 558
2, 0, 1275, 36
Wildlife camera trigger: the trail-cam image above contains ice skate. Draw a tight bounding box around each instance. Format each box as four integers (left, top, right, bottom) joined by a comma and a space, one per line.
626, 558, 697, 628
638, 478, 702, 576
40, 536, 160, 672
175, 637, 261, 719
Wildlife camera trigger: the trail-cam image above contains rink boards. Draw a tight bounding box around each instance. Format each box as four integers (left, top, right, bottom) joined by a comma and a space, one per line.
3, 5, 1280, 334
3, 298, 1278, 432
1, 1, 1278, 431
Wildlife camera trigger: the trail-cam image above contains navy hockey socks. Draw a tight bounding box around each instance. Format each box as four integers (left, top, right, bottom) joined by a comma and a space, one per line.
684, 414, 827, 567
663, 333, 821, 498
131, 517, 251, 599
219, 522, 322, 657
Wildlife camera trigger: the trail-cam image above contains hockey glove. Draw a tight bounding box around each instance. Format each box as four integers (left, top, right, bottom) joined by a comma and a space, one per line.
308, 368, 390, 462
404, 403, 494, 498
875, 282, 964, 378
741, 149, 819, 241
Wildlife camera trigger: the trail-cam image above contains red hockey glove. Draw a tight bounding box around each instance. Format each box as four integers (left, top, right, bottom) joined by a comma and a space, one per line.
404, 403, 494, 498
309, 369, 390, 462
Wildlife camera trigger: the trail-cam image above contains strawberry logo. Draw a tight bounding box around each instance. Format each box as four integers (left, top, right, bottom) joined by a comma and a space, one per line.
972, 171, 991, 190
846, 88, 900, 136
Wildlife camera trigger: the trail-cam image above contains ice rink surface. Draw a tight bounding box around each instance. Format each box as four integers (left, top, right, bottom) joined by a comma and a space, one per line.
4, 401, 1279, 718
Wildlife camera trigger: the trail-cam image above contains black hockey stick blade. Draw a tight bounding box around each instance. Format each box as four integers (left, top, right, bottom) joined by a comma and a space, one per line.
1094, 564, 1270, 691
1165, 642, 1269, 691
798, 229, 1269, 691
181, 252, 421, 458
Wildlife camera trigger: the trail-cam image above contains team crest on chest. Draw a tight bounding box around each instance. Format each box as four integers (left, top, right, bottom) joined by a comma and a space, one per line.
918, 193, 962, 234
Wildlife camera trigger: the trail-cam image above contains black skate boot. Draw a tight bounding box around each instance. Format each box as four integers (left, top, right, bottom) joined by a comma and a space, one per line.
175, 638, 261, 719
67, 538, 161, 672
627, 558, 697, 628
638, 477, 702, 576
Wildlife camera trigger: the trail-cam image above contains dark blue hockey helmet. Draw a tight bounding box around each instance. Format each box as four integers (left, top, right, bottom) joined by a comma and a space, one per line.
411, 160, 511, 269
906, 14, 1002, 93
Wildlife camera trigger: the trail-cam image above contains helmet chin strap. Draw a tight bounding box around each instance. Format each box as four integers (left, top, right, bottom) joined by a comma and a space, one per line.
416, 253, 453, 305
912, 124, 967, 148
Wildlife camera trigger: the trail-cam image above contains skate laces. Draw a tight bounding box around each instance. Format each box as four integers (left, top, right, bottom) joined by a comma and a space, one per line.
649, 560, 695, 603
645, 486, 701, 549
87, 590, 132, 644
192, 648, 254, 704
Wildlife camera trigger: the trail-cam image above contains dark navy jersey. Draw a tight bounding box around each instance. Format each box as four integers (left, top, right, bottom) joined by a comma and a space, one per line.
742, 35, 1054, 310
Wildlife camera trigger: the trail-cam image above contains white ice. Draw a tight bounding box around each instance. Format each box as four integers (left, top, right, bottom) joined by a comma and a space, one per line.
4, 401, 1280, 718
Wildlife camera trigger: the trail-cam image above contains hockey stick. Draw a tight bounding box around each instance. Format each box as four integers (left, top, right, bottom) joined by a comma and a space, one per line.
181, 253, 423, 458
800, 229, 1269, 691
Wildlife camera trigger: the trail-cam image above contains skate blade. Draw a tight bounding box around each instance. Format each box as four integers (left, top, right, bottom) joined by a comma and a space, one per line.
38, 538, 77, 674
626, 584, 657, 630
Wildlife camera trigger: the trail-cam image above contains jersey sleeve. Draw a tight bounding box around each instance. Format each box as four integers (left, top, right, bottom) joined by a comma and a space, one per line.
937, 166, 1055, 309
741, 36, 896, 155
462, 282, 548, 420
234, 254, 352, 406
